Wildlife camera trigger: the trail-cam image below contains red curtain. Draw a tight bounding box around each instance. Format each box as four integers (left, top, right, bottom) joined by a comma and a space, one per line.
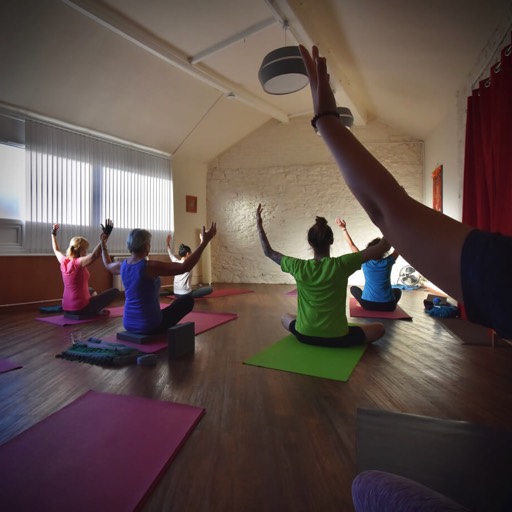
463, 33, 512, 235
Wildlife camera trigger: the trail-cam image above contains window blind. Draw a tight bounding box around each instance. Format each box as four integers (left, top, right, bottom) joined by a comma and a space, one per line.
25, 120, 172, 254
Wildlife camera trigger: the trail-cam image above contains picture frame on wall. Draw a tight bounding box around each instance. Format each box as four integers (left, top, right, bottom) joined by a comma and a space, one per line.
186, 195, 197, 213
432, 165, 443, 212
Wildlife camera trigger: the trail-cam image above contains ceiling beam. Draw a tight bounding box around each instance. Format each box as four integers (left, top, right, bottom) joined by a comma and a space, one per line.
266, 0, 368, 125
190, 18, 277, 64
61, 0, 290, 123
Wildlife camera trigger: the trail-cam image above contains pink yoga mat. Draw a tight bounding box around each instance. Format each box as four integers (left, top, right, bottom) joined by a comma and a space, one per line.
102, 311, 238, 353
349, 297, 412, 320
0, 390, 204, 512
0, 357, 22, 374
285, 289, 297, 296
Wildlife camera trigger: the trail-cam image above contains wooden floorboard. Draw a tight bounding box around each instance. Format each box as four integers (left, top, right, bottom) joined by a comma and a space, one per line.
1, 284, 512, 511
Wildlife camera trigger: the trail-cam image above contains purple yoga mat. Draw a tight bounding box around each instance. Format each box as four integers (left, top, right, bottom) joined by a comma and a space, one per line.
36, 307, 125, 326
349, 297, 412, 320
285, 289, 298, 296
102, 311, 238, 353
0, 357, 22, 374
35, 304, 168, 326
0, 390, 204, 512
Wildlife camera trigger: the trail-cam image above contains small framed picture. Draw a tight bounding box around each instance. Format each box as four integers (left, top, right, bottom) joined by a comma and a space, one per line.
186, 195, 197, 213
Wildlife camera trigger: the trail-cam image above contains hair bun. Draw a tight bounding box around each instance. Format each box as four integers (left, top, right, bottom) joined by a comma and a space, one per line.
315, 216, 328, 227
179, 244, 186, 252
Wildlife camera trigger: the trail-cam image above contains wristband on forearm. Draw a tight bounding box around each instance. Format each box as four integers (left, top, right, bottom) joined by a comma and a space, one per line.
311, 110, 340, 130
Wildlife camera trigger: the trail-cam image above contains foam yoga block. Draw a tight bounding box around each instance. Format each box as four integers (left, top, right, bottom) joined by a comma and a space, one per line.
64, 312, 95, 320
168, 322, 195, 359
116, 331, 163, 344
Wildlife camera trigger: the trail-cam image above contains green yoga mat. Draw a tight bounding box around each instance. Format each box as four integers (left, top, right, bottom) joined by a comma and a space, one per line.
244, 334, 366, 381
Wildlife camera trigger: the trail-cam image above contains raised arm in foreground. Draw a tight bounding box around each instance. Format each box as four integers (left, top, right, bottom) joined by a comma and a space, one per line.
299, 45, 472, 301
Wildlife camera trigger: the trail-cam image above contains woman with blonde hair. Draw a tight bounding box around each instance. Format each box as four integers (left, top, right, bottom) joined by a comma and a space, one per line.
51, 223, 120, 317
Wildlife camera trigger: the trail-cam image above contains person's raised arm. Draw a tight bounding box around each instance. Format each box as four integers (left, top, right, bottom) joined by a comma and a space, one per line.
79, 219, 114, 267
256, 204, 283, 265
79, 240, 102, 267
179, 223, 216, 272
148, 223, 217, 277
299, 45, 472, 301
166, 233, 179, 261
51, 224, 66, 263
100, 230, 122, 275
360, 238, 391, 263
336, 218, 359, 253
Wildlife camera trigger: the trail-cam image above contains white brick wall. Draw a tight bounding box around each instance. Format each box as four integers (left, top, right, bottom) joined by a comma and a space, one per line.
208, 117, 423, 284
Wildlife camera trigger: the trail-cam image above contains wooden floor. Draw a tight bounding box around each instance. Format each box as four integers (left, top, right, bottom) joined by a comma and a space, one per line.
1, 284, 512, 511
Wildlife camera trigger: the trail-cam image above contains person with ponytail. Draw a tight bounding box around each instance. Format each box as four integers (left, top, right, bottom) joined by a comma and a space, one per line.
166, 233, 213, 298
51, 222, 120, 317
256, 204, 389, 347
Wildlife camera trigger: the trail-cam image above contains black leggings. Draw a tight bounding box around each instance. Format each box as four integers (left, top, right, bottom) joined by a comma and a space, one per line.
156, 295, 194, 333
351, 286, 401, 312
64, 288, 121, 316
289, 320, 365, 347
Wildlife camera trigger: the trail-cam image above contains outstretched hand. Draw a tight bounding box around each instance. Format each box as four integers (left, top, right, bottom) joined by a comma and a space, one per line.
299, 45, 337, 116
101, 219, 114, 236
335, 218, 346, 230
166, 233, 172, 248
201, 222, 217, 244
256, 203, 264, 227
52, 223, 60, 235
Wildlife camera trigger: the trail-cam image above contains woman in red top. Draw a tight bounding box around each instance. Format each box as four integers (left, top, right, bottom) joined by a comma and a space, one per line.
51, 223, 120, 317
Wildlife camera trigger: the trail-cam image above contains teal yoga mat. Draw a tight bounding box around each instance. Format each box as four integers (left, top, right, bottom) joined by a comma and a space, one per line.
244, 334, 366, 381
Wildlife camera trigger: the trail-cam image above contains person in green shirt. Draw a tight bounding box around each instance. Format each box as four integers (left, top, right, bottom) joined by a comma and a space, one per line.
256, 204, 389, 347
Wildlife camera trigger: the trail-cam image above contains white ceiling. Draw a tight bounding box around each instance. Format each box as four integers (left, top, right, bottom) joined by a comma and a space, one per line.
1, 0, 511, 163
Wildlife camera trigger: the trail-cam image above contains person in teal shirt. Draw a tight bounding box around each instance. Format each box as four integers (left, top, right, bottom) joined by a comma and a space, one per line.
256, 204, 389, 347
337, 218, 401, 311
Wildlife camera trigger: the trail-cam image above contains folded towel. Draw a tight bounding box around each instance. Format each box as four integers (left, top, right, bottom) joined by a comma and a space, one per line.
56, 338, 143, 366
425, 304, 460, 318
